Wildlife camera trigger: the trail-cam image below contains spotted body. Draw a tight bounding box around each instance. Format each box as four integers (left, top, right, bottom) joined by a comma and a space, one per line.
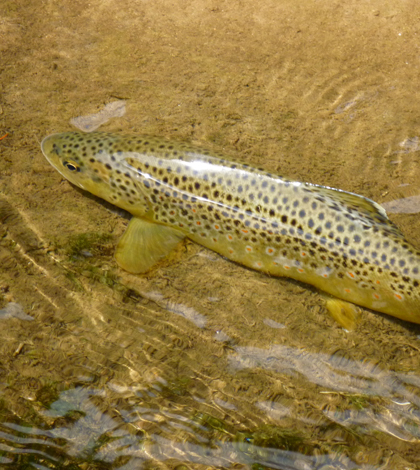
42, 131, 420, 324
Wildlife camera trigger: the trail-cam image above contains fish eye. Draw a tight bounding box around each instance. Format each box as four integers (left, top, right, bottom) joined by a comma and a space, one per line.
63, 160, 80, 172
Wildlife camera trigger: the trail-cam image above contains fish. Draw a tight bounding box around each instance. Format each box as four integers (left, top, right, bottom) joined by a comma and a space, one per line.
41, 131, 420, 327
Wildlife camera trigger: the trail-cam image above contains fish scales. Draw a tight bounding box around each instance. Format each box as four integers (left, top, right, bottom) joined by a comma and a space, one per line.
41, 131, 420, 324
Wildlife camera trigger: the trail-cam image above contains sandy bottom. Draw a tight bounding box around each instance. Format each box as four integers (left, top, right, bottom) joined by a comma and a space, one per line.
1, 0, 420, 468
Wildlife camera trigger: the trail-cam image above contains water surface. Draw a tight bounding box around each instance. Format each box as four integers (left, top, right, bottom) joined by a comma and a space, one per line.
1, 0, 420, 468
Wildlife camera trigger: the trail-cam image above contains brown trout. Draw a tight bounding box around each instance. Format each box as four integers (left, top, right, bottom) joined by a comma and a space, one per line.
41, 131, 420, 326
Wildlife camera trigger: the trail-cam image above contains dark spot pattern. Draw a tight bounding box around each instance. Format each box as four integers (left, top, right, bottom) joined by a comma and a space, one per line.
44, 130, 420, 321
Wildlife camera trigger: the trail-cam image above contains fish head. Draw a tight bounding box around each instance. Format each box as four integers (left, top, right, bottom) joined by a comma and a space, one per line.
42, 132, 100, 190
41, 132, 149, 216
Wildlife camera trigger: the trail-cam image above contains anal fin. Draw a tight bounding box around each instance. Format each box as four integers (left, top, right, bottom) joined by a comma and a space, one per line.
115, 217, 185, 273
326, 298, 361, 330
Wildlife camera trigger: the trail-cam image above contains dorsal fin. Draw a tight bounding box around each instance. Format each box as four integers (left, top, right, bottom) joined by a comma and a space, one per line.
307, 183, 398, 227
302, 183, 411, 243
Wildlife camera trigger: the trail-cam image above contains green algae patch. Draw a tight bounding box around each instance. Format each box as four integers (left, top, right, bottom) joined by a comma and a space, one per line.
236, 425, 305, 453
65, 233, 114, 260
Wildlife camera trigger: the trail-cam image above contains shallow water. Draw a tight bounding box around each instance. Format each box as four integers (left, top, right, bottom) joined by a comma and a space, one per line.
2, 0, 420, 468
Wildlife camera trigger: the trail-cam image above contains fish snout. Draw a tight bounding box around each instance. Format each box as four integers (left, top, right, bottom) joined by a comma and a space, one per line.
41, 134, 63, 162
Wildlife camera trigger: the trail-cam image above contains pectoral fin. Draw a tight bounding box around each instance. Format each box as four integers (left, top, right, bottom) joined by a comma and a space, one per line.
115, 217, 185, 273
325, 298, 361, 330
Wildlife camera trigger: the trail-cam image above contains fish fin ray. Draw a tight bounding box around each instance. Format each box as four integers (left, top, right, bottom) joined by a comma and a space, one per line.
308, 184, 409, 239
115, 217, 185, 273
325, 297, 361, 330
310, 184, 389, 223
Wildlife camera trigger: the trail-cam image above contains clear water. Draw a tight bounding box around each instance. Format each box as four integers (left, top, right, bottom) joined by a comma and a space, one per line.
1, 0, 420, 468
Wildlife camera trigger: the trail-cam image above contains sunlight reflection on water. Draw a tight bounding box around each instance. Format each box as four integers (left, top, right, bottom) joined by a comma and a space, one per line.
229, 345, 420, 403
